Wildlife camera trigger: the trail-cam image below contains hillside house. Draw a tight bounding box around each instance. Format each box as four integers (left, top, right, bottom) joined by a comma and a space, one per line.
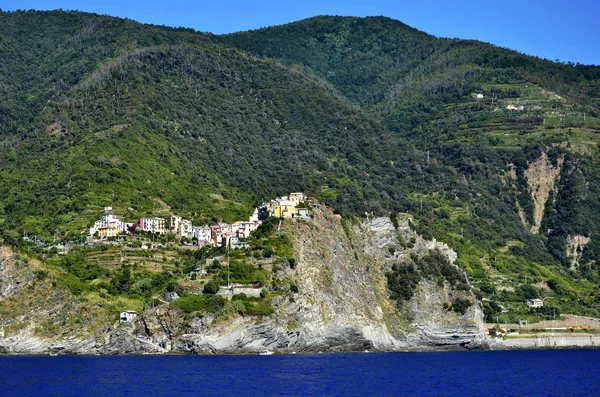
295, 207, 311, 220
139, 217, 166, 235
221, 231, 237, 248
229, 235, 249, 250
179, 219, 193, 239
527, 299, 544, 308
273, 199, 296, 218
98, 228, 119, 238
193, 226, 212, 246
120, 310, 138, 323
235, 221, 258, 239
210, 225, 222, 246
249, 208, 261, 223
289, 192, 306, 206
89, 214, 125, 237
168, 215, 182, 233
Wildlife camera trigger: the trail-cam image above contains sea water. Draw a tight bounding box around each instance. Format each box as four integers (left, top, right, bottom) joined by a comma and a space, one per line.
1, 349, 599, 396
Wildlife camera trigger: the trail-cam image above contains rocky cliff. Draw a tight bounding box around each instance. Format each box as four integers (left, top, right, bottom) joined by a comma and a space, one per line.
524, 152, 562, 234
0, 208, 488, 354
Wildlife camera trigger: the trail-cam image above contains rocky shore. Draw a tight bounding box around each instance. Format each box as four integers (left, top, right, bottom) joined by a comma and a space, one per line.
0, 212, 491, 355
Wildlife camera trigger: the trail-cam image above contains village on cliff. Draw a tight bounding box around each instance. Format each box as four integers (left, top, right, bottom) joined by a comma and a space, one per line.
88, 192, 310, 249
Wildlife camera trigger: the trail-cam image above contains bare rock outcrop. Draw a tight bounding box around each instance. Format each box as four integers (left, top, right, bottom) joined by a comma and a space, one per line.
172, 209, 487, 353
524, 152, 562, 234
566, 234, 591, 270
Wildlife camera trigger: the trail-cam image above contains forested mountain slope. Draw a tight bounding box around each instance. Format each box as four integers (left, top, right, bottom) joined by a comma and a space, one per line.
0, 11, 425, 236
219, 16, 600, 316
218, 16, 600, 126
0, 11, 600, 321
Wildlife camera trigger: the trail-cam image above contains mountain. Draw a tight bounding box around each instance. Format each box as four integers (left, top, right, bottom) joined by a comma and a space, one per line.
217, 16, 600, 129
218, 15, 600, 314
0, 11, 420, 236
0, 10, 600, 351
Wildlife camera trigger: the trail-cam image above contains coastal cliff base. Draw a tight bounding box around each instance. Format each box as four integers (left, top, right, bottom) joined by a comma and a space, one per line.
0, 210, 489, 354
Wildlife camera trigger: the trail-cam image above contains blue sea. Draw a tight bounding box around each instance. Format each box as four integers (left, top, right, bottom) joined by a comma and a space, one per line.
1, 350, 599, 396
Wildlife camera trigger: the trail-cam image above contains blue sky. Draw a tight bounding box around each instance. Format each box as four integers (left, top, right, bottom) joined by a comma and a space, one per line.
3, 0, 600, 65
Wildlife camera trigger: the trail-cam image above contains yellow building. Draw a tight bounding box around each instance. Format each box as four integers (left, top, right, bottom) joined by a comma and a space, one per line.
98, 228, 119, 238
273, 200, 296, 218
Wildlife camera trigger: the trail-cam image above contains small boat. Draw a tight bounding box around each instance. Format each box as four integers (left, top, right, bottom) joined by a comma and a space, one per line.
259, 350, 274, 356
49, 353, 58, 357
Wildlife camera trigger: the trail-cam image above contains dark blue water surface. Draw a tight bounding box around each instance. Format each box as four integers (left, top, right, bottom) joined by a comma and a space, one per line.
1, 349, 599, 396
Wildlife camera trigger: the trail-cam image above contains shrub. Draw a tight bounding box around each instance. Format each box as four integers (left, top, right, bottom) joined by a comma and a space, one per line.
452, 298, 472, 315
203, 280, 219, 294
215, 300, 247, 322
171, 294, 225, 313
244, 301, 275, 316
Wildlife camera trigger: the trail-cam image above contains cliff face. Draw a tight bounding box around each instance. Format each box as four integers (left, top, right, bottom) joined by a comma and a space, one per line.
524, 152, 562, 234
0, 208, 488, 354
566, 234, 591, 270
175, 207, 487, 353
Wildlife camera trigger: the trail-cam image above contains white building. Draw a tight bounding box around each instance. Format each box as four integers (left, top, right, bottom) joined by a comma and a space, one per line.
235, 221, 259, 239
230, 236, 249, 250
179, 219, 194, 239
120, 310, 138, 322
289, 192, 306, 206
527, 299, 544, 308
139, 217, 166, 235
295, 207, 311, 220
193, 226, 212, 246
89, 214, 125, 236
249, 208, 261, 223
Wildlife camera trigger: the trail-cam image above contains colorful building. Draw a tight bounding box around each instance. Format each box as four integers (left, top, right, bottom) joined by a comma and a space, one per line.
139, 217, 166, 235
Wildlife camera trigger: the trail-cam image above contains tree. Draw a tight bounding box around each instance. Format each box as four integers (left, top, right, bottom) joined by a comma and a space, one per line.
203, 280, 219, 294
118, 267, 131, 294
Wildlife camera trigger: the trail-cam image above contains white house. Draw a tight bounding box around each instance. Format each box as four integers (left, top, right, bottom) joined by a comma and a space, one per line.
120, 310, 138, 322
228, 235, 249, 249
249, 208, 261, 223
193, 226, 212, 245
139, 217, 166, 235
179, 219, 193, 239
527, 299, 543, 308
289, 192, 305, 206
295, 207, 311, 220
235, 221, 257, 239
89, 214, 125, 236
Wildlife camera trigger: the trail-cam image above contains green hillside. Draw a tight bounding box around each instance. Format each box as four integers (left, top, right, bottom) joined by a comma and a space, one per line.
219, 16, 600, 317
1, 10, 600, 321
0, 11, 421, 238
